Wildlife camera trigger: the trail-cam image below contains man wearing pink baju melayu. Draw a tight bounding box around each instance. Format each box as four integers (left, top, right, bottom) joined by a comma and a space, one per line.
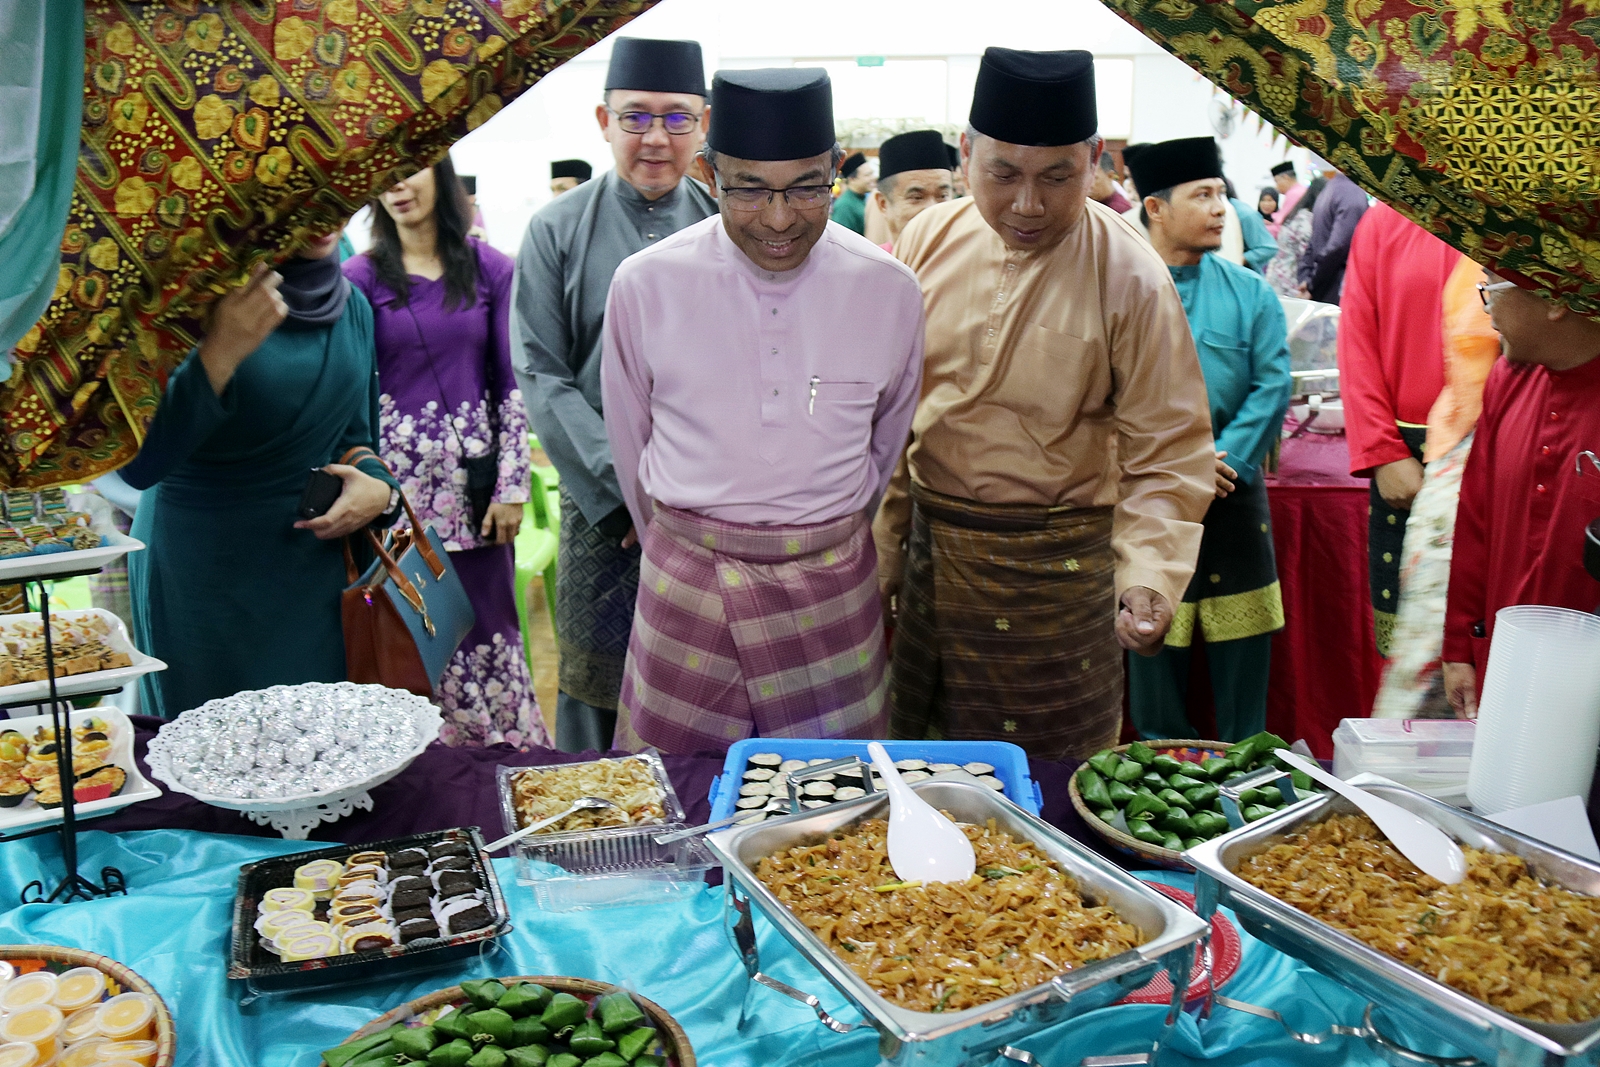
601, 67, 925, 754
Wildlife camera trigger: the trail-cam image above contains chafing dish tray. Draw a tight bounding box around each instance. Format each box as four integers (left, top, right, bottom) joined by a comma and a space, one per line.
708, 779, 1210, 1067
1188, 774, 1600, 1066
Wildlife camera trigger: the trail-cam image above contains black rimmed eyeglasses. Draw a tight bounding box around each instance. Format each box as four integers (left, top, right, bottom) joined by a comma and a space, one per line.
717, 184, 835, 211
607, 108, 701, 135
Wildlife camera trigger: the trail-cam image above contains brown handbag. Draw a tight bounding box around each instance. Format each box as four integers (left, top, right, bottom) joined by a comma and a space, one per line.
338, 449, 476, 697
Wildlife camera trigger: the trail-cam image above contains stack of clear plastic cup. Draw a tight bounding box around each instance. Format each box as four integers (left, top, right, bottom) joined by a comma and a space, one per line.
1467, 605, 1600, 815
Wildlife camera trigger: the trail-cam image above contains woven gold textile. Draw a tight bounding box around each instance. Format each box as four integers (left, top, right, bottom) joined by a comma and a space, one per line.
1, 0, 657, 488
1097, 0, 1600, 315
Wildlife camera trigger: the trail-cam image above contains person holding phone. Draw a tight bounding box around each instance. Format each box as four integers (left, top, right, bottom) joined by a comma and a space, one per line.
345, 154, 546, 748
123, 230, 399, 718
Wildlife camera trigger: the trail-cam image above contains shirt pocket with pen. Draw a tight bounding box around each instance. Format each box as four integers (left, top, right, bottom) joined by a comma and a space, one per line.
807, 378, 879, 448
1572, 449, 1600, 507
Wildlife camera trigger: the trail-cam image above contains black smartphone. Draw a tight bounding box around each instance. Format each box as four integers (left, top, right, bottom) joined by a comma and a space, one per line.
297, 468, 343, 520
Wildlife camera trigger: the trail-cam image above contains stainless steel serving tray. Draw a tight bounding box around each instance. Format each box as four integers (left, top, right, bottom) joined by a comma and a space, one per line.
1187, 774, 1600, 1066
708, 779, 1209, 1062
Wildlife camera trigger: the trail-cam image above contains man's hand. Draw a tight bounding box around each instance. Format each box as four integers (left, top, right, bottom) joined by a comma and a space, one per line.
200, 263, 286, 396
1375, 457, 1425, 511
294, 465, 392, 540
1443, 661, 1478, 719
1117, 586, 1173, 656
879, 576, 901, 627
621, 526, 638, 550
481, 502, 522, 546
1214, 450, 1237, 499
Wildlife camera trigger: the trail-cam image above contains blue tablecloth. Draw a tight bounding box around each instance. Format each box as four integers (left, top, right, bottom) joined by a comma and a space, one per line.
0, 827, 1451, 1067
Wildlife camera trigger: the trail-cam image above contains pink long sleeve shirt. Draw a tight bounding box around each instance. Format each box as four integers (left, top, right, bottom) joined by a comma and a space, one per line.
601, 217, 926, 531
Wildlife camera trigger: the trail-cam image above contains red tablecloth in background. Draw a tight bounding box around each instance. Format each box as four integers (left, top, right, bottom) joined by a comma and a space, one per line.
1267, 431, 1385, 757
1157, 429, 1385, 759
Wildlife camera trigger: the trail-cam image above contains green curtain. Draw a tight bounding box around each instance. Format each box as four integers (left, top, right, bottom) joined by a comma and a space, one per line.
0, 0, 84, 358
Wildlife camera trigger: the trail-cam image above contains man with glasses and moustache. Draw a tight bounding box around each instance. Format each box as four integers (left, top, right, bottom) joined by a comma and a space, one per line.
1442, 274, 1600, 719
875, 48, 1215, 761
511, 37, 716, 752
600, 68, 925, 753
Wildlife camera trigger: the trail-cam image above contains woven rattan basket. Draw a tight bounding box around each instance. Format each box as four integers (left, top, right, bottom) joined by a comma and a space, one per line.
1067, 738, 1232, 870
0, 944, 177, 1066
324, 975, 695, 1066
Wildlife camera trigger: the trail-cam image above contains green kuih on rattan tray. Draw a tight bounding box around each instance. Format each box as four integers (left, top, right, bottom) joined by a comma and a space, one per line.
1068, 732, 1315, 870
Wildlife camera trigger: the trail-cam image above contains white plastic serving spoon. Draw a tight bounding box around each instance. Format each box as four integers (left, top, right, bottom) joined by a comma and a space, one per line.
1273, 748, 1466, 885
482, 796, 620, 853
867, 741, 976, 884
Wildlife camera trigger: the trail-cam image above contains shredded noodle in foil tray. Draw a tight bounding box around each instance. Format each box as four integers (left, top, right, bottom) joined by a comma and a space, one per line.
1239, 813, 1600, 1024
755, 816, 1145, 1013
511, 757, 666, 834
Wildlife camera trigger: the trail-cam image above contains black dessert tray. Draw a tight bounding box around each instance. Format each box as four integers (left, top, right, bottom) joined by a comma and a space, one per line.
228, 826, 511, 992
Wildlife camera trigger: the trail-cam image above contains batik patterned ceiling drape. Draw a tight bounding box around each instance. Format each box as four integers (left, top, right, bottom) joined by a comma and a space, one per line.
1097, 0, 1599, 313
1, 0, 657, 489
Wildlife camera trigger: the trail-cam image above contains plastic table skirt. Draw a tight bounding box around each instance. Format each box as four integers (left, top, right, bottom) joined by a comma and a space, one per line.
0, 827, 1446, 1067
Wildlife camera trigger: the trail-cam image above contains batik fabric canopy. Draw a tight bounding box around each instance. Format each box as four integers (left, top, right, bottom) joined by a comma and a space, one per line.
1098, 0, 1599, 312
1, 0, 657, 489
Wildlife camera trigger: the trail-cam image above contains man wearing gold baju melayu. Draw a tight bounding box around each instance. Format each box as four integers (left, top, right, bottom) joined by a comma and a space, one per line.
874, 47, 1217, 760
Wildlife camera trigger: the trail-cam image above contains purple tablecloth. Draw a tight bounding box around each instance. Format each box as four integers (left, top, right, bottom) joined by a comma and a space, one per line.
97, 717, 1118, 860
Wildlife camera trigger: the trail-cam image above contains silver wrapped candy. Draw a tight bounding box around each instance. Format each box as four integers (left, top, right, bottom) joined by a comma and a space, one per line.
144, 681, 437, 803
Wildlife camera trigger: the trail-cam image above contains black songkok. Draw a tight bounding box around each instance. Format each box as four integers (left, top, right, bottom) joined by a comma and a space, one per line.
878, 131, 953, 179
1124, 137, 1224, 197
605, 38, 706, 96
968, 48, 1097, 147
707, 68, 835, 162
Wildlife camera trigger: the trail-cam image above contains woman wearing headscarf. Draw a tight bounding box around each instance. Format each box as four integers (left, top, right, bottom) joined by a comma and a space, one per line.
1257, 187, 1279, 230
1264, 176, 1326, 297
124, 230, 399, 718
345, 156, 546, 748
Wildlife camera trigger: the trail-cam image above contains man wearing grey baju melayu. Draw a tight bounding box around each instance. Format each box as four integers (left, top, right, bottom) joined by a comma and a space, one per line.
511, 36, 716, 752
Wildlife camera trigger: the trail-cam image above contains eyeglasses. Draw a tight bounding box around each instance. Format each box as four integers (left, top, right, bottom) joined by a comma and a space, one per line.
1477, 279, 1517, 307
718, 184, 835, 211
607, 108, 701, 135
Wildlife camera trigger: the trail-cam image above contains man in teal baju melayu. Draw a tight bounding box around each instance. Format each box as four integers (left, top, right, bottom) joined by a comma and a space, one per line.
1123, 137, 1293, 742
829, 152, 873, 235
124, 231, 399, 718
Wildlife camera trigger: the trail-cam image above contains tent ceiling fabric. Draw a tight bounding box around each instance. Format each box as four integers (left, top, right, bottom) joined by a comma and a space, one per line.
0, 0, 659, 489
1097, 0, 1600, 313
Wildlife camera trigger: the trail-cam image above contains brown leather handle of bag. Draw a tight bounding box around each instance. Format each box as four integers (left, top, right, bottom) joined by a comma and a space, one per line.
364, 527, 432, 627
337, 447, 447, 581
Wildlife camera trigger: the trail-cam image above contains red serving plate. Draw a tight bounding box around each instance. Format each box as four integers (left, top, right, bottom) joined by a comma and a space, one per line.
1116, 882, 1241, 1007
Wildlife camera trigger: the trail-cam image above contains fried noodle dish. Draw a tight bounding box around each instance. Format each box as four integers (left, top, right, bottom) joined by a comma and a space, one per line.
754, 817, 1145, 1012
1238, 813, 1600, 1023
511, 757, 666, 834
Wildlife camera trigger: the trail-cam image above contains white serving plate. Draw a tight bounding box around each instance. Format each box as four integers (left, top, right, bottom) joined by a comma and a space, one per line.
0, 706, 162, 836
0, 608, 166, 708
0, 529, 144, 582
144, 682, 441, 838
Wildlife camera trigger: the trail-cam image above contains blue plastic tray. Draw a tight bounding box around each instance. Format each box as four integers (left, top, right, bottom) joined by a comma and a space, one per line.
708, 738, 1042, 820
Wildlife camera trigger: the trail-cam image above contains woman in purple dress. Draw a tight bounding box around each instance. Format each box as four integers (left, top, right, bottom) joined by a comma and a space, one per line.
345, 155, 548, 747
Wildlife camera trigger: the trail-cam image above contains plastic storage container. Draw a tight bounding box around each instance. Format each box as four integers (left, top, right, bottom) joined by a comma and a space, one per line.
1331, 718, 1474, 803
708, 738, 1042, 822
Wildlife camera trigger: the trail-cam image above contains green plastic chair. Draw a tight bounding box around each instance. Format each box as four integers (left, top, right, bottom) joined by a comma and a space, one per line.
513, 502, 558, 669
530, 434, 561, 539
